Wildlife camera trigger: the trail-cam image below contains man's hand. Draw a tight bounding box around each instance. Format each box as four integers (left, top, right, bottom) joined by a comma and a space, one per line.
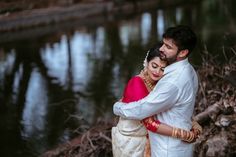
191, 120, 203, 138
183, 130, 197, 143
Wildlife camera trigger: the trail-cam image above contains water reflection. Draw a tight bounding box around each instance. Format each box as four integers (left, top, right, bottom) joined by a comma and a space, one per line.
22, 69, 48, 137
0, 0, 236, 156
157, 9, 165, 40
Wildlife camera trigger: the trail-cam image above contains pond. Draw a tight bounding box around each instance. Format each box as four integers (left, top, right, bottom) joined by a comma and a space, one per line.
0, 0, 236, 156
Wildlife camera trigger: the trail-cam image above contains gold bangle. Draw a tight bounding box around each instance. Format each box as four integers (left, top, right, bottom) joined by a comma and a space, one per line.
190, 133, 195, 141
186, 132, 191, 141
172, 127, 178, 138
171, 127, 175, 137
156, 123, 160, 131
175, 128, 179, 138
178, 128, 181, 138
187, 132, 194, 142
180, 129, 184, 139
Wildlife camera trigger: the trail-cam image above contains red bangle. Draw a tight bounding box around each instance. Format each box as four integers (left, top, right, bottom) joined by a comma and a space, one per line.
156, 120, 161, 124
144, 119, 161, 132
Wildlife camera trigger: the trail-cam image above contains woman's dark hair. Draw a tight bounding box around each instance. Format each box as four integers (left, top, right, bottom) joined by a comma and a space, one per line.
163, 25, 197, 55
146, 45, 161, 62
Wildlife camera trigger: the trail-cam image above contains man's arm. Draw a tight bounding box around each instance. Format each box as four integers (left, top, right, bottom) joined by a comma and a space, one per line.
113, 82, 179, 120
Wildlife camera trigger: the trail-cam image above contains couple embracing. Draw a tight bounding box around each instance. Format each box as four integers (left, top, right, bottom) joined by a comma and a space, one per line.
112, 25, 202, 157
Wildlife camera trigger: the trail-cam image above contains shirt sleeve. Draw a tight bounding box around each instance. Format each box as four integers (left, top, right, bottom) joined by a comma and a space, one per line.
122, 76, 148, 103
113, 81, 179, 120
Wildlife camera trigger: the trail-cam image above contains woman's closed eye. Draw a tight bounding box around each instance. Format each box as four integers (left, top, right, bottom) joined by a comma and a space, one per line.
151, 63, 165, 70
161, 67, 165, 71
151, 63, 159, 69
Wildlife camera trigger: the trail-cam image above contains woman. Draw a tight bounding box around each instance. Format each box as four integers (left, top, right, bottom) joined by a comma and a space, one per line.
112, 46, 202, 157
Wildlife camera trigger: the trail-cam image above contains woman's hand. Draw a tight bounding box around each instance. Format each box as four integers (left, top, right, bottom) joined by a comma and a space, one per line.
172, 128, 197, 143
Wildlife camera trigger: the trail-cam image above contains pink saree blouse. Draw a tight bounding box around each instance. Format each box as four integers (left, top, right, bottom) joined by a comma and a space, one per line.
122, 76, 160, 132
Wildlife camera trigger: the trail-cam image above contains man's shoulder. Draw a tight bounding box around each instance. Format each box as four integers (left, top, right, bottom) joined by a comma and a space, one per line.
160, 65, 196, 87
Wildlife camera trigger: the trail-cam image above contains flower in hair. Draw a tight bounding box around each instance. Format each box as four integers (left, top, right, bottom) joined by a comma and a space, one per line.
143, 50, 150, 68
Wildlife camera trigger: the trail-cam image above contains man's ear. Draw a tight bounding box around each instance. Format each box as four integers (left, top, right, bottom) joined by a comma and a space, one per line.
178, 49, 189, 58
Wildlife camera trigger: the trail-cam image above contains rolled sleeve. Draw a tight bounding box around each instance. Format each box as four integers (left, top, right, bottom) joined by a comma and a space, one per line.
113, 82, 179, 120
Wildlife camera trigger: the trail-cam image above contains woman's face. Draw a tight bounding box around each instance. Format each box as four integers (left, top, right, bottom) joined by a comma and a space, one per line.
147, 57, 167, 82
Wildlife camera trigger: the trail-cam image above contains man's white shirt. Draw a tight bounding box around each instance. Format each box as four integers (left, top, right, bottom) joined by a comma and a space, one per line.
113, 58, 198, 157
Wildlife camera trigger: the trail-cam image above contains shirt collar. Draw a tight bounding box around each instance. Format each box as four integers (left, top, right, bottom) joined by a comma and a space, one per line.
163, 58, 189, 75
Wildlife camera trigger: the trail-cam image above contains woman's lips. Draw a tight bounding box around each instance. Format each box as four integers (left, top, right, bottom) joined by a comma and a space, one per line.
152, 74, 160, 78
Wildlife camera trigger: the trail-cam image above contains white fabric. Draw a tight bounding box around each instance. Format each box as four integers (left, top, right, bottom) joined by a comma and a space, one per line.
112, 117, 147, 157
113, 58, 198, 157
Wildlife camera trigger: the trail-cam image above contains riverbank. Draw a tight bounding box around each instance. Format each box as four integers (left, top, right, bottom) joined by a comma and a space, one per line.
41, 54, 236, 157
0, 0, 201, 32
0, 0, 157, 32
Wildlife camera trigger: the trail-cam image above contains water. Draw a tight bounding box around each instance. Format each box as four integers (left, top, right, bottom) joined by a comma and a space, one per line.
0, 0, 236, 156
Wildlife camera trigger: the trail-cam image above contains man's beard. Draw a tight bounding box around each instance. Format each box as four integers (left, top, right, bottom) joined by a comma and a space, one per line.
160, 52, 178, 65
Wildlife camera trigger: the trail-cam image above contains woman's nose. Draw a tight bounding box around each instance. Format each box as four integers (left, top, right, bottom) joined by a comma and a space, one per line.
155, 68, 161, 74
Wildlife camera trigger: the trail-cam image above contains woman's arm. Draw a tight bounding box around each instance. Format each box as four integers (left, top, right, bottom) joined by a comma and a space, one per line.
142, 116, 201, 142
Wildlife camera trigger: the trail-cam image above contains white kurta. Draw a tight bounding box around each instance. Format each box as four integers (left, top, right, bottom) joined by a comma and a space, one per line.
113, 58, 198, 157
112, 117, 147, 157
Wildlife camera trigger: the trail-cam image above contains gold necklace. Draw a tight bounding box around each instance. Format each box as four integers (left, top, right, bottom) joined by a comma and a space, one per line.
142, 75, 155, 91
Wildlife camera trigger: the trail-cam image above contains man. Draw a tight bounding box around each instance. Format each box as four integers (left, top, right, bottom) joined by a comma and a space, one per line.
113, 25, 198, 157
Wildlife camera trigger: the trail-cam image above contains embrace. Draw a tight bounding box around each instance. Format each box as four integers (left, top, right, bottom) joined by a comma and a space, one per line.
112, 25, 202, 157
